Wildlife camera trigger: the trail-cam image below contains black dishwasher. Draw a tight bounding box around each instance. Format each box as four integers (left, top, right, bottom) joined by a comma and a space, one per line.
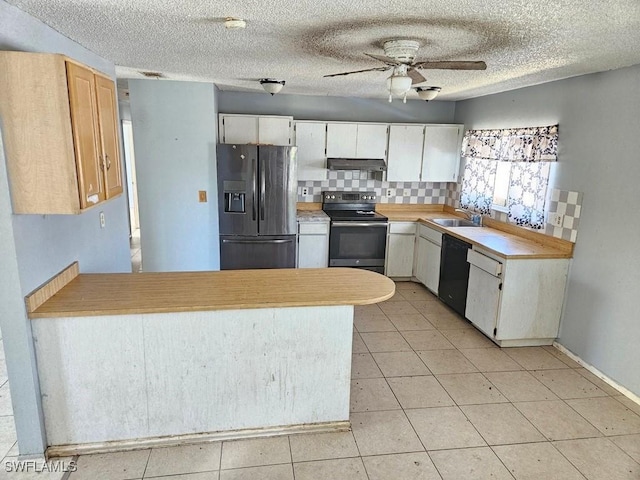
438, 234, 472, 317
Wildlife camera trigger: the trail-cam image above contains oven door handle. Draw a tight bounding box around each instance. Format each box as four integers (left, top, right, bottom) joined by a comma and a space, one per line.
331, 222, 389, 228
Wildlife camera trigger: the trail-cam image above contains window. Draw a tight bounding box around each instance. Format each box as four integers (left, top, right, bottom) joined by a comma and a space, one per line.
460, 159, 552, 229
459, 125, 558, 229
492, 161, 511, 209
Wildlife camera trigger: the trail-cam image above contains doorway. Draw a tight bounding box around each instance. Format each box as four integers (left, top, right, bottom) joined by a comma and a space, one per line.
122, 120, 142, 272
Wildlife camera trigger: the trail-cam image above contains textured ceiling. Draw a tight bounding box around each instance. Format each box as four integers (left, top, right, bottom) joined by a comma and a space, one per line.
7, 0, 640, 101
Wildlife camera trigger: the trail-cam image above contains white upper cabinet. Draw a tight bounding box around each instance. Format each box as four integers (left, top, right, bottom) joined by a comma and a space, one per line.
219, 115, 258, 144
386, 124, 425, 182
258, 116, 292, 145
326, 123, 357, 157
356, 123, 388, 159
219, 114, 293, 145
294, 121, 327, 181
326, 123, 388, 159
421, 125, 463, 182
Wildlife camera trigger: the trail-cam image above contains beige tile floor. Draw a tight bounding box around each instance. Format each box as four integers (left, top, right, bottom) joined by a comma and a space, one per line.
2, 281, 640, 479
0, 330, 20, 479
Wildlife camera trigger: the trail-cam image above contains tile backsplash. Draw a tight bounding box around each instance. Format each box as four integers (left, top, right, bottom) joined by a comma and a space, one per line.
298, 170, 452, 204
447, 182, 582, 243
544, 188, 583, 242
446, 182, 459, 208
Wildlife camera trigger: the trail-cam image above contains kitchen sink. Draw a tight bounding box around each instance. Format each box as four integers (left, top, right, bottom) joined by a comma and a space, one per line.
431, 218, 482, 227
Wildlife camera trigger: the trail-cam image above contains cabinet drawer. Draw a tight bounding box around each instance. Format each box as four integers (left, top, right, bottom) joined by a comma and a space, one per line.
467, 249, 502, 276
418, 224, 442, 245
298, 222, 330, 235
388, 222, 416, 234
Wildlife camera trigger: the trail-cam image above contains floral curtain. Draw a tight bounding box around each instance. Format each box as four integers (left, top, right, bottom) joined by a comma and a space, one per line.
461, 125, 558, 162
459, 124, 558, 229
459, 158, 496, 214
507, 162, 551, 229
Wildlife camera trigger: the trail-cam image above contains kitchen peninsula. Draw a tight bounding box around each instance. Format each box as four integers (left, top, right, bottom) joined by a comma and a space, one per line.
27, 265, 394, 456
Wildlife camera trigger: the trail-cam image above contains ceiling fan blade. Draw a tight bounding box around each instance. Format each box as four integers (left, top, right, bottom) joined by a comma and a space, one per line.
407, 68, 427, 85
364, 53, 401, 66
413, 61, 487, 70
323, 66, 390, 78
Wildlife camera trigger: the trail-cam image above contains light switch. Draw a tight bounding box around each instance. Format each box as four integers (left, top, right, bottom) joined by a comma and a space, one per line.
198, 190, 207, 203
99, 211, 105, 228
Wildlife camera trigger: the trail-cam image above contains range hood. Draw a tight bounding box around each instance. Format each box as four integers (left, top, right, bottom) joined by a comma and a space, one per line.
326, 158, 387, 171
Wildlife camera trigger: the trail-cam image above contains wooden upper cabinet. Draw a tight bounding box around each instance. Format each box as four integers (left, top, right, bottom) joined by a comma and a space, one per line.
66, 62, 105, 209
0, 52, 123, 214
95, 74, 124, 199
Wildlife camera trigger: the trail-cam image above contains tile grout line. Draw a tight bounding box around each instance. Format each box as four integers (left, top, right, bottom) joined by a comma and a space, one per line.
140, 448, 152, 479
287, 435, 296, 480
60, 455, 78, 480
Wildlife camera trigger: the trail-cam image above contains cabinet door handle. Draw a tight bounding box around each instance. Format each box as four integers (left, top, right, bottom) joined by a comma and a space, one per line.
105, 154, 111, 170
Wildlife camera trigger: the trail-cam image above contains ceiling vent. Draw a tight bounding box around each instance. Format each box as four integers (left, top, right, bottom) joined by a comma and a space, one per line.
140, 71, 165, 79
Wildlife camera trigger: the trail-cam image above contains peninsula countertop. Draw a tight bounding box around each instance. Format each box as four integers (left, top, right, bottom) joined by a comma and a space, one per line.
29, 267, 395, 319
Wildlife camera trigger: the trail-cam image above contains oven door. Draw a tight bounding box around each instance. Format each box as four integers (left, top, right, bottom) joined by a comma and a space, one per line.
329, 221, 388, 273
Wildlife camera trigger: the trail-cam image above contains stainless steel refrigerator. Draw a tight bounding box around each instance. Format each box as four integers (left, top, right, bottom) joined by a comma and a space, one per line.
217, 144, 298, 270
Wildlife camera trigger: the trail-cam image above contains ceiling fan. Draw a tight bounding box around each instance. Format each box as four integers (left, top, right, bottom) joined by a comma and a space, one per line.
324, 39, 487, 102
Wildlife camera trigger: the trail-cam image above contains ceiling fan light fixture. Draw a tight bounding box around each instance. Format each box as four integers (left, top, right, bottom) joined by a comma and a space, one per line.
224, 18, 246, 29
386, 73, 412, 97
416, 86, 442, 101
259, 78, 285, 95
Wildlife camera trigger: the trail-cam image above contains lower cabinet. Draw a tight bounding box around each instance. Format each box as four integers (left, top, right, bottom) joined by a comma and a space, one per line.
414, 224, 442, 293
465, 247, 570, 346
385, 222, 416, 278
297, 221, 329, 268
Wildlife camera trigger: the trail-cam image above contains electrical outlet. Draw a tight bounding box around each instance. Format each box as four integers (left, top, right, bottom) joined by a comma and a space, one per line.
198, 190, 207, 202
386, 189, 393, 197
403, 189, 411, 196
302, 187, 308, 196
99, 211, 105, 229
550, 213, 564, 227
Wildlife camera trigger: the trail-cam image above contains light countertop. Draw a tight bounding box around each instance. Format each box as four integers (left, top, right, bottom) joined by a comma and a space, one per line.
297, 210, 330, 222
29, 268, 395, 319
294, 203, 572, 259
378, 206, 573, 259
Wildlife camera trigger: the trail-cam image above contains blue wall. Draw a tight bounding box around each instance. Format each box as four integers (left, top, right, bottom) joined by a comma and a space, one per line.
128, 80, 220, 272
454, 64, 640, 396
218, 91, 455, 124
0, 0, 131, 455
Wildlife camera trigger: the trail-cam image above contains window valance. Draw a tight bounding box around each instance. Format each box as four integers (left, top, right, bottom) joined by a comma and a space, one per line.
461, 124, 558, 162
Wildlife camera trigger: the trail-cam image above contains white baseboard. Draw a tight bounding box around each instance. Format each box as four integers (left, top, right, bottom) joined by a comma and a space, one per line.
553, 341, 640, 405
46, 421, 350, 459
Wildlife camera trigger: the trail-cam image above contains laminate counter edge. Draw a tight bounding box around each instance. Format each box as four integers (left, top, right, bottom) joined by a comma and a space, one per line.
25, 262, 79, 313
30, 267, 396, 319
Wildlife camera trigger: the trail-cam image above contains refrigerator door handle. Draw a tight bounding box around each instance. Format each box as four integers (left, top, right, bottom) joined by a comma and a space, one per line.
252, 158, 257, 221
260, 159, 266, 221
222, 238, 295, 245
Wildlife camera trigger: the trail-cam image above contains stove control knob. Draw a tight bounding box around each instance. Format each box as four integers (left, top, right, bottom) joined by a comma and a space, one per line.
325, 195, 330, 200
331, 195, 335, 199
362, 195, 367, 200
371, 195, 376, 199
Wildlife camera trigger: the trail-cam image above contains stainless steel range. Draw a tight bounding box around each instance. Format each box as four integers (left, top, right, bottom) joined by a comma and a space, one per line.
322, 191, 388, 274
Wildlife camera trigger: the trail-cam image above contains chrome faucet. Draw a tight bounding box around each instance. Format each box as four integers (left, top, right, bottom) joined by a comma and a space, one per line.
456, 208, 483, 226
